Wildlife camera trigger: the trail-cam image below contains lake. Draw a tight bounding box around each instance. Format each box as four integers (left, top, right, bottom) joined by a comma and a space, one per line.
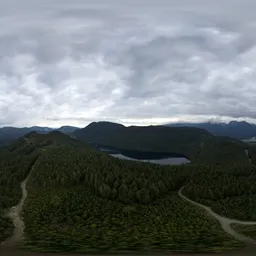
90, 143, 191, 166
110, 153, 190, 165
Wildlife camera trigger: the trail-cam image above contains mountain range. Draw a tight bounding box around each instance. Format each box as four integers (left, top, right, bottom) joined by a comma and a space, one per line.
1, 129, 255, 253
165, 121, 256, 139
0, 120, 256, 147
1, 121, 256, 253
0, 125, 79, 146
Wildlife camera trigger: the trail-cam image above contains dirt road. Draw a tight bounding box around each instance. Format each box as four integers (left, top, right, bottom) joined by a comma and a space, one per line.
245, 149, 252, 163
178, 186, 256, 245
1, 165, 34, 247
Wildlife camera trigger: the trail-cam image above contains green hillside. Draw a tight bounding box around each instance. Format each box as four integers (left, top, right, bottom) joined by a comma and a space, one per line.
22, 135, 242, 253
0, 131, 84, 244
1, 131, 255, 253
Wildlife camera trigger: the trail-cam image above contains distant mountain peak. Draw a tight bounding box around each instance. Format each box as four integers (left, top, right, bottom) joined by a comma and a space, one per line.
88, 121, 125, 126
85, 121, 126, 130
229, 121, 252, 127
166, 120, 256, 139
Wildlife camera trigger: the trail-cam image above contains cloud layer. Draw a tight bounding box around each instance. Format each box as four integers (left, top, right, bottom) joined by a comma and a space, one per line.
1, 0, 256, 127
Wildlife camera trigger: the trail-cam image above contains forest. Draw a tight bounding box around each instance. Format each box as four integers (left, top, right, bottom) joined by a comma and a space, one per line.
0, 131, 255, 253
23, 143, 242, 253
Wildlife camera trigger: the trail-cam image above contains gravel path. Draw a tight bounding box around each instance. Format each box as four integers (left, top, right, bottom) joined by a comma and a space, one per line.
178, 186, 256, 244
1, 137, 36, 247
1, 165, 34, 247
245, 149, 252, 163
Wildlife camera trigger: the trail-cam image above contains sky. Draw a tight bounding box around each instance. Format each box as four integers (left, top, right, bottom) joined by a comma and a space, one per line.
1, 0, 256, 127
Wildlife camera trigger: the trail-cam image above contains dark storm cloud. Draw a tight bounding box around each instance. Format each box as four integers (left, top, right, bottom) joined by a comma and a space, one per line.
0, 0, 256, 127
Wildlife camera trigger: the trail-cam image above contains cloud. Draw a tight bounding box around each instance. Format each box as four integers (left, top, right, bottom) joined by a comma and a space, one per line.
0, 0, 256, 127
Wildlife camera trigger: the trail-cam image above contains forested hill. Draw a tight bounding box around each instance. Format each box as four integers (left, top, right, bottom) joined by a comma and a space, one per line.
1, 131, 256, 253
74, 121, 249, 165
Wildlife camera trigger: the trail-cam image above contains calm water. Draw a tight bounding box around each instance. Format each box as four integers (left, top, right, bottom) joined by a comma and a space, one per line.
91, 144, 191, 166
110, 154, 190, 165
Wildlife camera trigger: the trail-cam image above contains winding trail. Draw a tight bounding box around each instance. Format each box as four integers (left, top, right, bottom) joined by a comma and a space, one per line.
245, 149, 252, 163
1, 137, 38, 247
1, 164, 35, 247
178, 186, 256, 245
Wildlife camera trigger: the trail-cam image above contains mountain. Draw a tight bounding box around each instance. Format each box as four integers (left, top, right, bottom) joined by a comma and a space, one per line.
84, 121, 125, 137
165, 121, 256, 139
74, 121, 249, 165
56, 126, 79, 134
0, 126, 52, 146
1, 130, 255, 253
0, 126, 79, 146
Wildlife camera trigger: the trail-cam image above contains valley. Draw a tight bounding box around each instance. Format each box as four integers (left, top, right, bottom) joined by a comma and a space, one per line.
1, 0, 256, 255
0, 124, 256, 255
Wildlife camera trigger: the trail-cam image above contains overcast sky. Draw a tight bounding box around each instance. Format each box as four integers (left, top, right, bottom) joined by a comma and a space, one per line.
1, 0, 256, 127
